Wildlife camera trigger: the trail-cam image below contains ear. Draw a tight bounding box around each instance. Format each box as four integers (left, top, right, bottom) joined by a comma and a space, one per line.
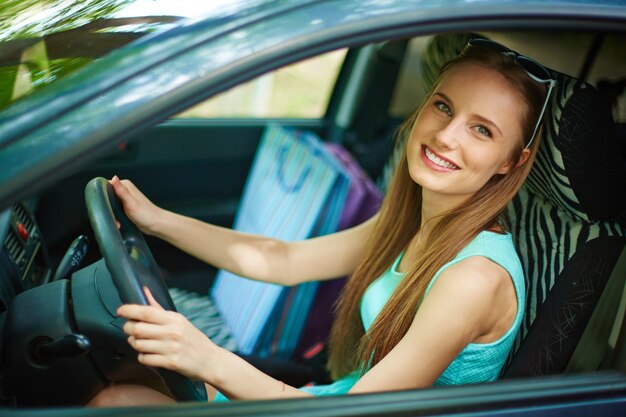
497, 148, 531, 175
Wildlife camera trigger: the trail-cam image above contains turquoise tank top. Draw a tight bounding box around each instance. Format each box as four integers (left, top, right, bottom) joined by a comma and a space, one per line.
214, 231, 525, 400
300, 230, 525, 396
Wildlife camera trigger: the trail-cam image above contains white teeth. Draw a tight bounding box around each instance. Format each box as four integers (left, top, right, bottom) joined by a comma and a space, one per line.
424, 147, 458, 169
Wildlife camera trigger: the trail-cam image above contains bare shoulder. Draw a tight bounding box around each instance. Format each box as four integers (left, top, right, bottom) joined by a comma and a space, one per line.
435, 256, 513, 297
422, 255, 517, 343
405, 255, 516, 354
422, 255, 515, 333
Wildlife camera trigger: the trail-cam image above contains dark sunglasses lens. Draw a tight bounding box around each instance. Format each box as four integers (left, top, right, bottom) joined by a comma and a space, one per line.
469, 38, 510, 53
516, 56, 552, 81
469, 38, 552, 82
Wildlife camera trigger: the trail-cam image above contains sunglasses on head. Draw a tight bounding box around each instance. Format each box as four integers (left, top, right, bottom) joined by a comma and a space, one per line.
467, 38, 556, 148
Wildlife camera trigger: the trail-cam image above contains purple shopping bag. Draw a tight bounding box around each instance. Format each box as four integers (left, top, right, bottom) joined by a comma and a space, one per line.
295, 143, 382, 359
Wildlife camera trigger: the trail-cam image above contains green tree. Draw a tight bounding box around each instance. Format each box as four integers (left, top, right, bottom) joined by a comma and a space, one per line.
0, 0, 135, 41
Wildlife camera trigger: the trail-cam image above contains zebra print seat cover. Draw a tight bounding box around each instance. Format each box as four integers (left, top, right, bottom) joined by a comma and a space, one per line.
397, 34, 626, 377
504, 71, 626, 376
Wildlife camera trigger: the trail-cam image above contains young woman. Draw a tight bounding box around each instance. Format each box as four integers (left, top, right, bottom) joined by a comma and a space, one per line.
88, 39, 554, 405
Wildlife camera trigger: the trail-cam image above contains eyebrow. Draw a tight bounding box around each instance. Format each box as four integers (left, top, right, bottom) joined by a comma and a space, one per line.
433, 92, 503, 137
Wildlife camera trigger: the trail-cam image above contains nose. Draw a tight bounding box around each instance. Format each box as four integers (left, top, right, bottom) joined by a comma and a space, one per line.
434, 117, 463, 149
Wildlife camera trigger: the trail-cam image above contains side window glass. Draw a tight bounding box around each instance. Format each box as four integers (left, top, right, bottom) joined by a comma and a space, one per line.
588, 34, 626, 123
176, 49, 347, 119
390, 33, 626, 124
484, 33, 626, 123
388, 36, 433, 119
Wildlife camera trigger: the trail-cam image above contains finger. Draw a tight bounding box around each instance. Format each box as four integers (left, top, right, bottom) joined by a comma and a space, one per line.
120, 179, 141, 198
111, 176, 132, 200
123, 320, 169, 339
117, 304, 170, 324
119, 178, 136, 189
109, 175, 122, 188
108, 177, 125, 229
143, 287, 165, 310
127, 335, 170, 354
136, 353, 176, 370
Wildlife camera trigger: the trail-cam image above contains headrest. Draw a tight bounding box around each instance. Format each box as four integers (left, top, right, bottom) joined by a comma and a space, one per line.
420, 34, 626, 224
524, 73, 625, 223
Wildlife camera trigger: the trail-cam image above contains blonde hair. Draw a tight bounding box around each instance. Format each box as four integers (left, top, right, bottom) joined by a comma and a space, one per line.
327, 44, 547, 379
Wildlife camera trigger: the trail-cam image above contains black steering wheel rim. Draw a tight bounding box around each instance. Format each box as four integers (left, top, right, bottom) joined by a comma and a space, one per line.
85, 177, 205, 402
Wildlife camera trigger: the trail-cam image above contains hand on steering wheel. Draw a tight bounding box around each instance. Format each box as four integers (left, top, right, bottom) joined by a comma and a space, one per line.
118, 286, 219, 383
85, 177, 205, 402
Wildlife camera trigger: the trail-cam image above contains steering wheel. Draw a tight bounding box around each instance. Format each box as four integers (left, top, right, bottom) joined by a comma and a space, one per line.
84, 177, 205, 402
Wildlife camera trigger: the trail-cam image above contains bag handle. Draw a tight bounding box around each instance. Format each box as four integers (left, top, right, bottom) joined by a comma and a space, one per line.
276, 144, 323, 193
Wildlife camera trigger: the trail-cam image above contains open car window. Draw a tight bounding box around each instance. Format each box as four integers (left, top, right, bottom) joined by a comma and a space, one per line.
175, 49, 347, 119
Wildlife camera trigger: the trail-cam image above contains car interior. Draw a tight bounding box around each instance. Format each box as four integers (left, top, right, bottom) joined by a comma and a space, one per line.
0, 25, 625, 409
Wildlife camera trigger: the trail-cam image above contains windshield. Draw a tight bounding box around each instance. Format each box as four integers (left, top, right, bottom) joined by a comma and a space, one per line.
0, 0, 259, 110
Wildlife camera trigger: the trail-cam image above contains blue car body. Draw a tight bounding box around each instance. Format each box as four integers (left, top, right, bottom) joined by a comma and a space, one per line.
0, 0, 625, 415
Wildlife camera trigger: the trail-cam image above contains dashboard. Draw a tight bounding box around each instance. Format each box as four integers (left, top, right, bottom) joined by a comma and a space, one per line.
0, 200, 145, 406
0, 203, 51, 313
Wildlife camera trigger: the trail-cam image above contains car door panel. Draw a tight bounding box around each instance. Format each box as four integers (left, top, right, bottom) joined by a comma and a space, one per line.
36, 120, 327, 275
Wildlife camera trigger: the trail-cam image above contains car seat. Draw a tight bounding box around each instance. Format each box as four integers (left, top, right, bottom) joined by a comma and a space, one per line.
411, 33, 626, 377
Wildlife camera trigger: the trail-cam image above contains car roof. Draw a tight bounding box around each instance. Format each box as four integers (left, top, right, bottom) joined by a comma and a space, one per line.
0, 0, 625, 211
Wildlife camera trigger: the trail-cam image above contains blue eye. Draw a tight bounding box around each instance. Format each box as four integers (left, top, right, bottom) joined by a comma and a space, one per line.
435, 101, 452, 116
474, 125, 492, 138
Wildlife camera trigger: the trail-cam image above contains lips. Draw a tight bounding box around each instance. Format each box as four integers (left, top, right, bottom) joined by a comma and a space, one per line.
421, 145, 460, 171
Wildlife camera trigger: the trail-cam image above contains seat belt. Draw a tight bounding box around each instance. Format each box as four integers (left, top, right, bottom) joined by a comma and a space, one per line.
565, 243, 626, 372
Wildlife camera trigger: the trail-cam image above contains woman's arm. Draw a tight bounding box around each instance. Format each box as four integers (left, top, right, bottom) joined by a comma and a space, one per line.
118, 288, 313, 400
111, 176, 376, 286
118, 257, 516, 401
348, 256, 517, 393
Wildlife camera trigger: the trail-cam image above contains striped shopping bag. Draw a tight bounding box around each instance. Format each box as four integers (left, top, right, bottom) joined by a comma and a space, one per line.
211, 125, 350, 358
294, 143, 382, 360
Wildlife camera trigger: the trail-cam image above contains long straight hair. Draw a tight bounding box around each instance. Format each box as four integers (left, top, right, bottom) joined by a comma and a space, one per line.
327, 45, 547, 379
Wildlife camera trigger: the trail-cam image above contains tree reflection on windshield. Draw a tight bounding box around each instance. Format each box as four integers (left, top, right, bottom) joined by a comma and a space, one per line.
0, 0, 279, 110
0, 0, 139, 41
0, 0, 183, 109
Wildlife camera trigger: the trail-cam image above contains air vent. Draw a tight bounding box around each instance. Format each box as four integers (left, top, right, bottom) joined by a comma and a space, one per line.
14, 204, 34, 233
4, 228, 24, 264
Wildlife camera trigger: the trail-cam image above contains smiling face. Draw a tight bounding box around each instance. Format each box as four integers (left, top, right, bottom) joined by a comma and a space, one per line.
406, 62, 529, 206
